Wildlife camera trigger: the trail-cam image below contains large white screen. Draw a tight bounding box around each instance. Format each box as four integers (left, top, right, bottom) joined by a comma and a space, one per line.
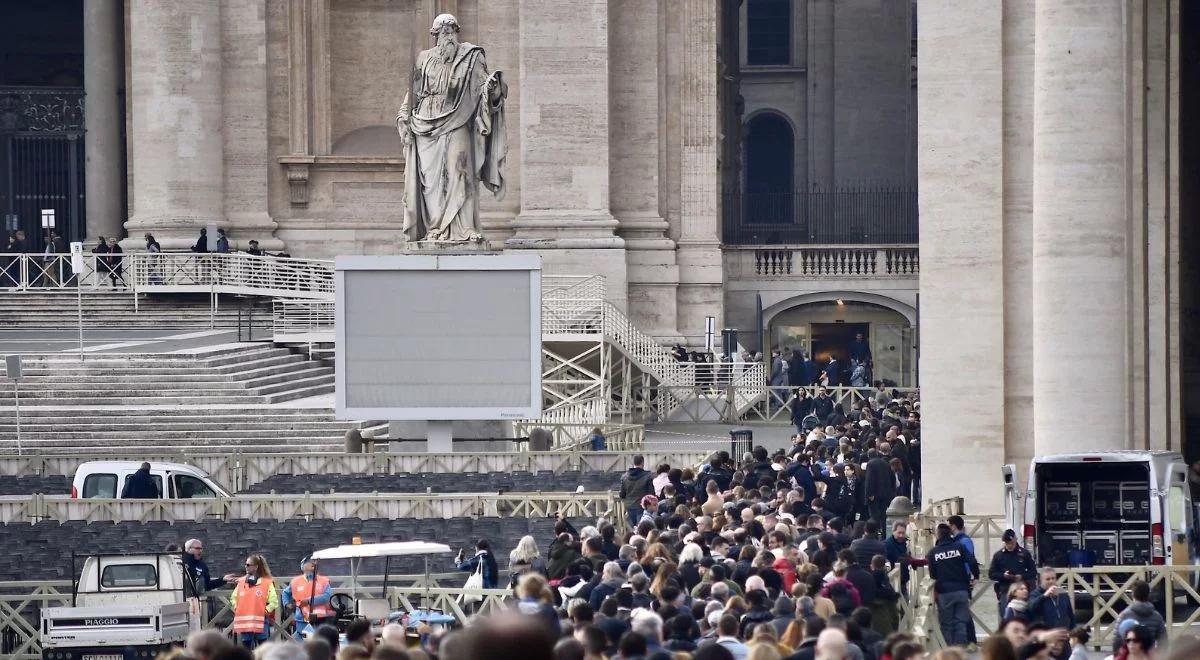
335, 256, 541, 420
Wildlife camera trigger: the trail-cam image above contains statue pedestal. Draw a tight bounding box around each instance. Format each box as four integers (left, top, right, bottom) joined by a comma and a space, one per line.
402, 239, 495, 254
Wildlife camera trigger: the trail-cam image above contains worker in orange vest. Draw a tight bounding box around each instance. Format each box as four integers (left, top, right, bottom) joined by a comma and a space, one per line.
229, 554, 280, 649
282, 555, 334, 639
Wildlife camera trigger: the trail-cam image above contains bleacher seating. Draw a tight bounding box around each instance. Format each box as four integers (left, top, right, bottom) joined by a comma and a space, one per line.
3, 517, 562, 582
241, 471, 621, 495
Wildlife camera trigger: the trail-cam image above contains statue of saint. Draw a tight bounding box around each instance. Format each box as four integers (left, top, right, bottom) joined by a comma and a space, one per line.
397, 14, 508, 243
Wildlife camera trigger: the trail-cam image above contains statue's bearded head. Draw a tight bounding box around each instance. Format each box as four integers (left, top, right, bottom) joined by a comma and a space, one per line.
431, 14, 460, 62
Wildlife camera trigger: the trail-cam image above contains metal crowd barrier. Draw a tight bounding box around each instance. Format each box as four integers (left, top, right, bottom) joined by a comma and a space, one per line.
0, 491, 623, 524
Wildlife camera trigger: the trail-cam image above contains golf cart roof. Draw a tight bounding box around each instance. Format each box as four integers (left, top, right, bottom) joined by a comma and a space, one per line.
311, 541, 453, 560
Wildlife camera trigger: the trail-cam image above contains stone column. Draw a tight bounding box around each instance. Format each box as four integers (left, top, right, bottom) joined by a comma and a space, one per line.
83, 0, 125, 243
1031, 1, 1128, 454
675, 0, 724, 344
916, 0, 1006, 513
124, 1, 226, 250
506, 0, 627, 310
610, 0, 680, 340
220, 0, 281, 250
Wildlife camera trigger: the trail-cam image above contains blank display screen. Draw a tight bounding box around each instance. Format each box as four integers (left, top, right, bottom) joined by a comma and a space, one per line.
341, 269, 534, 412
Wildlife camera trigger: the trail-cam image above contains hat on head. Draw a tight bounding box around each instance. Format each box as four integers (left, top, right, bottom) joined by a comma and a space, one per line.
300, 555, 315, 570
1117, 618, 1139, 637
707, 608, 725, 627
1002, 529, 1017, 542
859, 420, 871, 428
772, 596, 794, 616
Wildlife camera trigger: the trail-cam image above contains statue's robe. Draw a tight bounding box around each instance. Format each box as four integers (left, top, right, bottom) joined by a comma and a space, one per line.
400, 42, 507, 242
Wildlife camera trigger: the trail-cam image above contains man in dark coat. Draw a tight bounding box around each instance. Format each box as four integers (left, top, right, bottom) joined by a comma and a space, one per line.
988, 529, 1037, 611
863, 449, 896, 526
619, 455, 654, 526
183, 538, 236, 594
121, 462, 160, 498
813, 388, 834, 421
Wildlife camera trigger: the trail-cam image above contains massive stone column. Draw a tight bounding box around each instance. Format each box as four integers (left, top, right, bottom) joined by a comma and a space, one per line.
917, 0, 1006, 512
220, 0, 281, 250
124, 2, 226, 250
506, 0, 627, 311
610, 0, 680, 340
83, 0, 125, 243
1031, 1, 1128, 454
675, 0, 724, 344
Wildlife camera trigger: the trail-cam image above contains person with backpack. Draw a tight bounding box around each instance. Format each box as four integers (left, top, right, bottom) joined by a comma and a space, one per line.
619, 455, 654, 526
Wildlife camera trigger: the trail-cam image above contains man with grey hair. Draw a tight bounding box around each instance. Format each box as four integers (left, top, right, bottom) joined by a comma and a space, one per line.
710, 581, 730, 603
183, 538, 235, 594
816, 627, 850, 660
186, 629, 232, 660
253, 641, 309, 660
397, 13, 507, 243
629, 607, 666, 653
589, 561, 626, 610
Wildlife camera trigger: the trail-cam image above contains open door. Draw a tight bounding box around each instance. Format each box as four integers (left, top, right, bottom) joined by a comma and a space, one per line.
1166, 463, 1194, 565
1002, 464, 1022, 534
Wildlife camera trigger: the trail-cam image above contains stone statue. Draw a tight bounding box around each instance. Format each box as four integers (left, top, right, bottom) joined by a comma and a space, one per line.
397, 14, 508, 244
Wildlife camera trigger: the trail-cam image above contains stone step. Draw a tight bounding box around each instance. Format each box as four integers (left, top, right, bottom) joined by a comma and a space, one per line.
0, 424, 360, 434
9, 428, 347, 439
0, 408, 341, 419
248, 373, 333, 396
12, 361, 325, 385
0, 441, 345, 455
263, 383, 335, 403
0, 394, 268, 406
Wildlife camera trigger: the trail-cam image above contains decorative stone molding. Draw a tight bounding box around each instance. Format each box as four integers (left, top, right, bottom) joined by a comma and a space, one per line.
278, 155, 405, 207
283, 159, 311, 206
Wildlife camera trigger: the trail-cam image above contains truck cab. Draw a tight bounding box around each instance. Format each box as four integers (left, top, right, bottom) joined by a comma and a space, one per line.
1006, 451, 1199, 568
40, 554, 199, 659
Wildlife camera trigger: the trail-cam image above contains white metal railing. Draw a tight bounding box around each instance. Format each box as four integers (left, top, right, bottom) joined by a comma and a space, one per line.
0, 253, 125, 290
728, 245, 919, 278
271, 297, 334, 344
129, 252, 334, 299
0, 491, 621, 524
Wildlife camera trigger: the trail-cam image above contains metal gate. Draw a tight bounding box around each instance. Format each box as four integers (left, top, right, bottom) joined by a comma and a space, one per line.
0, 87, 86, 245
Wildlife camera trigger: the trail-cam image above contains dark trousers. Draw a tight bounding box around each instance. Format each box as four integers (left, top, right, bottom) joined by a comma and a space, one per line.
868, 497, 888, 526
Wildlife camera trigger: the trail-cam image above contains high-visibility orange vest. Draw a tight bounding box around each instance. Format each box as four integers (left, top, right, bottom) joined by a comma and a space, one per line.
233, 577, 274, 633
290, 574, 333, 620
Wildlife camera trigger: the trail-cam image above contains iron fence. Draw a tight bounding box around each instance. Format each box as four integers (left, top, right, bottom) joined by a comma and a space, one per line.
723, 187, 918, 245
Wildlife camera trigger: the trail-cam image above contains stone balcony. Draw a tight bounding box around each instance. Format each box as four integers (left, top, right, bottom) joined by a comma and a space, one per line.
726, 244, 919, 279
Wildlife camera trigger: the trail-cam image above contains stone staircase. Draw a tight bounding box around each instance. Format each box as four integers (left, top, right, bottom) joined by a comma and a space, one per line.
0, 289, 271, 329
0, 345, 378, 454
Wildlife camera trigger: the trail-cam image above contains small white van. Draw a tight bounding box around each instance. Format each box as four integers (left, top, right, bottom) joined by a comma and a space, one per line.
1005, 451, 1199, 568
70, 461, 231, 500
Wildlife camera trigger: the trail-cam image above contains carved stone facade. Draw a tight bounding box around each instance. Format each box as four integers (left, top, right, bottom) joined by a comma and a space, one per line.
102, 0, 727, 341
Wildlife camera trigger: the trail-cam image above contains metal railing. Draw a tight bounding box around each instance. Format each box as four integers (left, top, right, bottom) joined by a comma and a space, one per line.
0, 450, 711, 493
726, 245, 919, 278
0, 253, 120, 290
0, 491, 622, 524
617, 384, 918, 425
723, 187, 918, 245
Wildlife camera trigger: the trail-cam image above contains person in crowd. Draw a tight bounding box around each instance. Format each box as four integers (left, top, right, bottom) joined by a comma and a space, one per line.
192, 227, 210, 253
187, 629, 233, 660
282, 555, 333, 639
216, 228, 230, 253
1110, 580, 1166, 650
515, 573, 560, 635
121, 462, 160, 498
183, 538, 237, 595
105, 236, 124, 286
925, 523, 979, 647
509, 534, 547, 586
989, 528, 1037, 613
246, 239, 264, 256
1002, 581, 1030, 623
1027, 567, 1075, 632
456, 538, 499, 589
619, 455, 654, 526
1067, 626, 1090, 660
230, 554, 279, 649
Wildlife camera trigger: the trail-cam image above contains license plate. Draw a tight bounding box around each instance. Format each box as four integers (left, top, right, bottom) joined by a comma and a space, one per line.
83, 655, 123, 660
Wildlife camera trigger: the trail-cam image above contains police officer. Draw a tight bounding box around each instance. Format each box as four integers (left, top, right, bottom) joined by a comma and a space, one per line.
988, 529, 1036, 612
925, 522, 979, 647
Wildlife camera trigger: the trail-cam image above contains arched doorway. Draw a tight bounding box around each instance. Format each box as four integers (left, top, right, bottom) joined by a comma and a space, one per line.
744, 113, 795, 231
768, 299, 914, 387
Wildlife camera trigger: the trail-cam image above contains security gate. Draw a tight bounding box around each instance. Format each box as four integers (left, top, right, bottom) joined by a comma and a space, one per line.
0, 87, 86, 245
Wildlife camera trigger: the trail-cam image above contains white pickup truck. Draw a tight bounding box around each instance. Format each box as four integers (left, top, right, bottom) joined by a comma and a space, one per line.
40, 553, 201, 660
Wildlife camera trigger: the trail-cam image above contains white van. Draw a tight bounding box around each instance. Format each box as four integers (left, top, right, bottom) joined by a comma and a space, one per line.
70, 461, 231, 500
1005, 451, 1199, 568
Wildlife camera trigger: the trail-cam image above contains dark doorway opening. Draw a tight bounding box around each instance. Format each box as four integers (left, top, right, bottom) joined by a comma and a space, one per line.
0, 1, 86, 246
744, 113, 795, 228
811, 322, 868, 364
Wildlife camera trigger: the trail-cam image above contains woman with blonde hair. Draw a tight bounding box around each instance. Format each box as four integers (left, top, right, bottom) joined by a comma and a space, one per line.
230, 554, 279, 649
507, 535, 546, 586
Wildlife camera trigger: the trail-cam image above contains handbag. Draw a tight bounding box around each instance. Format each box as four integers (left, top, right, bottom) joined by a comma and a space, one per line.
459, 557, 485, 605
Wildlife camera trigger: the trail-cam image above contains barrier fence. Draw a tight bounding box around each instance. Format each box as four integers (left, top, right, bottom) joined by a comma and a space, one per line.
0, 450, 710, 493
0, 491, 623, 525
619, 384, 919, 425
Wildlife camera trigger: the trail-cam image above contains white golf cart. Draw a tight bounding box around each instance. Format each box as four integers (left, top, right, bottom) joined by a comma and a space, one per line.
309, 542, 459, 637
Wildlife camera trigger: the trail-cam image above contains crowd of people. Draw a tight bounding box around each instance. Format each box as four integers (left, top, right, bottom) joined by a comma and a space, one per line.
166, 438, 1194, 660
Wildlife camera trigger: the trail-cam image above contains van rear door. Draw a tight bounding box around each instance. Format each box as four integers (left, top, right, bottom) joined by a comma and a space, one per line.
1002, 464, 1021, 532
1165, 463, 1194, 564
